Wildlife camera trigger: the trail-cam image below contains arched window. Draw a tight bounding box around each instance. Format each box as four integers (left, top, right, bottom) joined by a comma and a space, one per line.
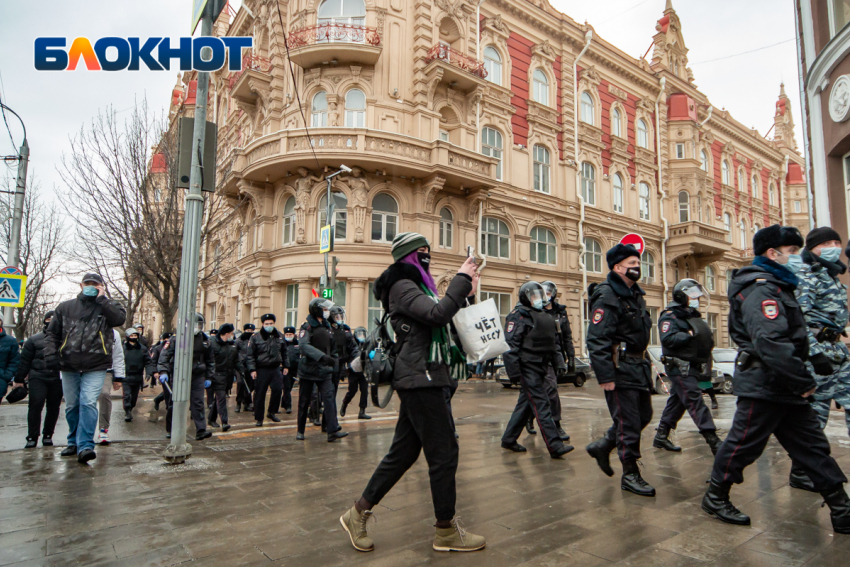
581, 162, 595, 206
723, 212, 732, 242
533, 69, 549, 105
739, 220, 747, 249
371, 193, 398, 243
722, 160, 731, 185
678, 191, 689, 223
483, 46, 502, 85
319, 191, 348, 240
769, 183, 776, 206
583, 237, 602, 273
612, 173, 624, 213
700, 150, 709, 172
439, 207, 453, 249
738, 169, 745, 193
637, 119, 649, 149
639, 182, 651, 221
318, 0, 365, 27
530, 227, 556, 265
481, 127, 503, 181
344, 89, 366, 128
580, 92, 594, 125
641, 252, 655, 284
282, 196, 296, 245
611, 107, 622, 138
533, 145, 550, 193
481, 217, 510, 258
706, 265, 716, 292
311, 91, 328, 127
751, 174, 759, 198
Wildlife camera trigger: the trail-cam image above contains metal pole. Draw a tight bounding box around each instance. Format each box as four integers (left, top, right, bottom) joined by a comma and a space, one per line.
325, 177, 331, 286
164, 10, 212, 463
3, 139, 28, 335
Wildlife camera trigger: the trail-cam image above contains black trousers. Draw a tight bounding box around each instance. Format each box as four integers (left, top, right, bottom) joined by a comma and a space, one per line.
166, 376, 206, 433
501, 358, 565, 454
320, 372, 343, 429
253, 367, 283, 422
236, 372, 254, 407
712, 397, 847, 490
297, 379, 339, 434
206, 388, 228, 424
659, 372, 716, 433
342, 370, 369, 410
282, 370, 294, 411
445, 379, 458, 433
122, 382, 142, 411
603, 387, 653, 463
545, 366, 562, 422
27, 378, 63, 439
164, 379, 174, 433
362, 388, 459, 521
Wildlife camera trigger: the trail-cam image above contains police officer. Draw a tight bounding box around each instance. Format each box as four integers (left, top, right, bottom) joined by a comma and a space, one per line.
282, 326, 299, 414
542, 280, 575, 441
157, 313, 215, 440
150, 333, 170, 410
653, 279, 721, 455
585, 244, 655, 497
246, 314, 288, 427
500, 282, 573, 458
208, 323, 238, 432
329, 306, 360, 424
234, 323, 255, 413
296, 298, 347, 442
703, 225, 849, 534
121, 327, 156, 422
341, 326, 371, 419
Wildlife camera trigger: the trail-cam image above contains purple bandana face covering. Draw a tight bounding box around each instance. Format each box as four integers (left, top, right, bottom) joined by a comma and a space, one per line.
400, 251, 438, 295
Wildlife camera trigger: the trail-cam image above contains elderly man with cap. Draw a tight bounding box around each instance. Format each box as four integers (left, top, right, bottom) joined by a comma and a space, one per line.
585, 244, 656, 497
246, 313, 288, 427
702, 225, 849, 534
44, 272, 126, 464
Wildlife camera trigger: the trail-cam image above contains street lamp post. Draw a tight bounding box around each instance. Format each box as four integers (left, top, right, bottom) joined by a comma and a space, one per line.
0, 102, 28, 336
322, 166, 351, 287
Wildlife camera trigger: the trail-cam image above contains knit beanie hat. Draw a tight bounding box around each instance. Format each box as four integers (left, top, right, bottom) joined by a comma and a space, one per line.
391, 232, 430, 262
805, 226, 841, 250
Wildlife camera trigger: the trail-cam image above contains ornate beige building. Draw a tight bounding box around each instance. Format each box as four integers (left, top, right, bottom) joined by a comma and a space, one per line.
145, 0, 808, 353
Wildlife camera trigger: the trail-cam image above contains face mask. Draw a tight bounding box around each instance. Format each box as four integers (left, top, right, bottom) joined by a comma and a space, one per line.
285, 336, 294, 342
417, 252, 431, 272
357, 336, 366, 343
264, 325, 275, 333
531, 298, 544, 310
820, 246, 842, 263
786, 254, 804, 273
82, 286, 98, 297
688, 299, 700, 309
129, 337, 137, 343
322, 309, 330, 319
625, 267, 641, 281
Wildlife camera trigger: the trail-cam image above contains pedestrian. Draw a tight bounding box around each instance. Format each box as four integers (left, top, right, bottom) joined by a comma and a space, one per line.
246, 313, 287, 427
329, 306, 360, 424
296, 298, 346, 442
16, 311, 60, 448
208, 323, 237, 432
234, 324, 255, 413
44, 273, 126, 463
340, 326, 371, 420
542, 280, 575, 440
653, 279, 722, 455
133, 323, 149, 349
157, 313, 215, 440
150, 333, 170, 406
0, 313, 20, 406
96, 328, 126, 445
500, 281, 573, 457
339, 232, 485, 553
585, 244, 656, 497
121, 327, 156, 422
282, 325, 299, 414
702, 225, 849, 534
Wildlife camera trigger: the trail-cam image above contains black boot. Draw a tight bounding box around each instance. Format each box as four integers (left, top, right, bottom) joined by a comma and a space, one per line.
235, 403, 242, 413
340, 399, 349, 417
621, 461, 656, 497
702, 430, 722, 456
586, 437, 615, 477
702, 478, 750, 525
41, 435, 53, 447
25, 438, 37, 449
525, 417, 537, 435
358, 409, 371, 420
789, 462, 817, 492
124, 410, 133, 422
501, 441, 527, 453
653, 424, 681, 452
554, 421, 570, 441
821, 485, 850, 534
267, 413, 281, 423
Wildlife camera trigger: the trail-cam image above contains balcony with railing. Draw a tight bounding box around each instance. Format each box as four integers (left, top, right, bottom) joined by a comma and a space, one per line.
667, 220, 731, 262
285, 23, 382, 68
229, 54, 272, 104
423, 44, 487, 93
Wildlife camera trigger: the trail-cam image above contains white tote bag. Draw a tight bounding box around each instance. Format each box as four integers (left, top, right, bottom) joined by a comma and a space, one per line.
452, 298, 510, 364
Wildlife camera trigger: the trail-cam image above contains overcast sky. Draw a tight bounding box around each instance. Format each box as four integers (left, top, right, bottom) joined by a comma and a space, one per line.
0, 0, 801, 205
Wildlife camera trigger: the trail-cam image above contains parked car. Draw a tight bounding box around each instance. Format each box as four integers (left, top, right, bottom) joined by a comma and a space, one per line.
711, 348, 736, 394
498, 357, 594, 389
648, 346, 727, 395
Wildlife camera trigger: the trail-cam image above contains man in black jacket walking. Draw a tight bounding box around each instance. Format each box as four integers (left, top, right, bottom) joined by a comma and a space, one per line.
282, 326, 299, 414
208, 324, 238, 432
45, 273, 126, 464
235, 324, 255, 413
120, 328, 156, 422
246, 314, 287, 427
17, 311, 61, 448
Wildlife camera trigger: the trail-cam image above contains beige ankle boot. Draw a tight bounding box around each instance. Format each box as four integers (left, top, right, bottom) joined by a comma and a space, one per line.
432, 518, 486, 552
339, 505, 374, 552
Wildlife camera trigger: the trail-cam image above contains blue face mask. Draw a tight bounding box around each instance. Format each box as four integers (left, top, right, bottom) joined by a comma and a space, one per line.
820, 246, 842, 263
532, 298, 544, 310
82, 286, 98, 297
284, 336, 294, 342
785, 254, 804, 273
264, 325, 275, 333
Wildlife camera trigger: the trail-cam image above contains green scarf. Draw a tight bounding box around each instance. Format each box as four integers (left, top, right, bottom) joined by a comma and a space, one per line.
420, 284, 467, 380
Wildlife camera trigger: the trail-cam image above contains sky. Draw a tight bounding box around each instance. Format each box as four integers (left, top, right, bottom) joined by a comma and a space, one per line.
0, 0, 802, 212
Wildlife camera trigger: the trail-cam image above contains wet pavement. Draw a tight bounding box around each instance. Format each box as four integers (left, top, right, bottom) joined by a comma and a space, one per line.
1, 380, 849, 566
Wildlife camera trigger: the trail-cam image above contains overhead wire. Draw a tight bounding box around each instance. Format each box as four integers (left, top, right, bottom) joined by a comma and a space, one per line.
690, 38, 795, 65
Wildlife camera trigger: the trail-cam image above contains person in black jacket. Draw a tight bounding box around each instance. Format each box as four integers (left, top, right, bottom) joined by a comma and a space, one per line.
246, 314, 287, 427
282, 326, 299, 414
340, 232, 485, 554
208, 324, 237, 432
541, 280, 574, 441
234, 324, 255, 413
585, 245, 655, 497
157, 313, 216, 440
341, 326, 370, 419
16, 311, 61, 448
296, 298, 345, 442
120, 328, 156, 422
702, 225, 849, 533
45, 272, 126, 464
329, 306, 359, 424
150, 333, 170, 408
653, 279, 721, 455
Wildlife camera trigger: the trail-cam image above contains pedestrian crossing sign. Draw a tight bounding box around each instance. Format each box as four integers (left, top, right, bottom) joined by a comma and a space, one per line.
0, 273, 26, 308
319, 225, 334, 254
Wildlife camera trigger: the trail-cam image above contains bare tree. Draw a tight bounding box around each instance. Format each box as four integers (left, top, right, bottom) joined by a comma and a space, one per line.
58, 97, 244, 333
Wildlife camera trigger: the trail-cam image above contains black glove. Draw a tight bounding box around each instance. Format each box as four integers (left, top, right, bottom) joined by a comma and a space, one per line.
567, 357, 576, 374
809, 352, 833, 376
556, 367, 567, 378
320, 355, 335, 367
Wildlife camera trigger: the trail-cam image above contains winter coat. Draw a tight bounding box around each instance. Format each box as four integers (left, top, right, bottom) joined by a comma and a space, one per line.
285, 339, 300, 375
0, 328, 20, 386
298, 315, 336, 381
210, 336, 238, 389
331, 323, 360, 367
547, 300, 575, 359
373, 262, 472, 390
157, 333, 215, 381
44, 293, 126, 372
235, 333, 253, 376
246, 328, 288, 372
122, 340, 155, 383
15, 327, 59, 383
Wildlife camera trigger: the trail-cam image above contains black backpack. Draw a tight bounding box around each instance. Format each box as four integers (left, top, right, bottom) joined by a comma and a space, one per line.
365, 312, 410, 408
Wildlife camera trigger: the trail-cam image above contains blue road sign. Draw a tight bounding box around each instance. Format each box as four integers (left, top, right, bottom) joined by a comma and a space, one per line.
0, 273, 26, 308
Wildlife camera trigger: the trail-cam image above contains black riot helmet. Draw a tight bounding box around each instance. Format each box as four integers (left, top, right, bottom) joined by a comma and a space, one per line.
519, 281, 546, 311
329, 305, 346, 326
354, 326, 368, 343
309, 297, 334, 320
672, 278, 707, 308
541, 280, 558, 303
195, 312, 205, 335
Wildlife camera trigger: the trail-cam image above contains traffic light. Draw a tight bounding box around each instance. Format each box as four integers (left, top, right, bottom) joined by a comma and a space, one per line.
330, 256, 339, 292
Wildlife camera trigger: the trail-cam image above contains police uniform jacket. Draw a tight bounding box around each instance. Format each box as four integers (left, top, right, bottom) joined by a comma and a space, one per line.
504, 304, 566, 382
586, 272, 652, 389
235, 333, 253, 376
157, 333, 215, 381
728, 259, 815, 404
285, 339, 300, 374
659, 303, 713, 377
298, 315, 336, 381
795, 249, 849, 358
245, 328, 288, 372
210, 335, 238, 389
331, 323, 360, 367
547, 300, 575, 360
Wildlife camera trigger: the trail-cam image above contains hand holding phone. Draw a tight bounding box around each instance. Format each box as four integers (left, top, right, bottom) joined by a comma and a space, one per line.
467, 245, 474, 258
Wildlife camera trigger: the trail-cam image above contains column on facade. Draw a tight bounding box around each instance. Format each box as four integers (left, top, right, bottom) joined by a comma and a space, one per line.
296, 278, 312, 327
348, 278, 368, 330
